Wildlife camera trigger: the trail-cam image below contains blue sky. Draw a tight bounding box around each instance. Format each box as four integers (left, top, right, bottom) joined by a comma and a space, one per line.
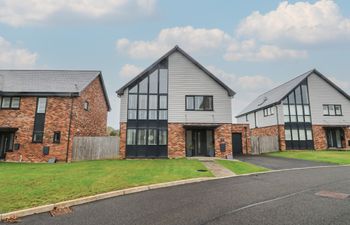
0, 0, 350, 128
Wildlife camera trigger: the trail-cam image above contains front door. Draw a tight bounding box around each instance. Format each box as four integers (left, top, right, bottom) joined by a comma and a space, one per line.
0, 133, 13, 159
232, 133, 243, 156
186, 129, 214, 157
326, 128, 343, 148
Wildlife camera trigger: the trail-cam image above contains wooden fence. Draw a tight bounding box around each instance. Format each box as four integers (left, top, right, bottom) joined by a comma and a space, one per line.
251, 136, 279, 154
72, 136, 120, 161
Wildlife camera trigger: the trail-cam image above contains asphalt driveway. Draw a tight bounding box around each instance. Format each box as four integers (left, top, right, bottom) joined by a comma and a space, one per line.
234, 155, 335, 170
10, 165, 350, 225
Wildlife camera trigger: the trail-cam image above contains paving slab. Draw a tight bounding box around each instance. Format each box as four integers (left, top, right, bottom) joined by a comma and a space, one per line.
201, 161, 235, 177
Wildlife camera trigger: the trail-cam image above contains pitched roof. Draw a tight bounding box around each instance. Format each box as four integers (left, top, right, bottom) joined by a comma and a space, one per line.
116, 45, 236, 96
236, 69, 350, 117
0, 70, 111, 111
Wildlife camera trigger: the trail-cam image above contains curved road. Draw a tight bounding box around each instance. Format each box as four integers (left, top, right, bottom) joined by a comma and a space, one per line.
11, 166, 350, 225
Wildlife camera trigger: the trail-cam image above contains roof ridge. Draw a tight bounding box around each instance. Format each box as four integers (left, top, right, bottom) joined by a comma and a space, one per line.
0, 69, 101, 72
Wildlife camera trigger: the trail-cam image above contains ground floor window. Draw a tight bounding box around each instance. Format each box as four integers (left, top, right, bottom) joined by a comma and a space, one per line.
285, 123, 314, 149
127, 128, 167, 146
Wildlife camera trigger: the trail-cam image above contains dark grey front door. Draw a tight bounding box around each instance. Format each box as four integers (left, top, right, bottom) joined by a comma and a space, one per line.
232, 133, 243, 156
0, 133, 12, 159
186, 129, 214, 157
326, 128, 343, 148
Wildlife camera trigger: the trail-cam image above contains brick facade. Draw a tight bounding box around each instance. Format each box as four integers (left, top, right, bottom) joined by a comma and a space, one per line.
312, 125, 350, 150
119, 122, 251, 159
250, 125, 286, 150
2, 77, 108, 162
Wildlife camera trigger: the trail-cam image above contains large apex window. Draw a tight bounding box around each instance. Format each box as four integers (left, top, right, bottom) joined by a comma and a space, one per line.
323, 104, 342, 116
186, 96, 213, 111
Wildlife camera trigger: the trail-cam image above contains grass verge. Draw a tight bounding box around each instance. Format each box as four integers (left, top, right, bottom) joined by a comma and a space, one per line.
267, 150, 350, 165
0, 159, 212, 213
216, 160, 269, 175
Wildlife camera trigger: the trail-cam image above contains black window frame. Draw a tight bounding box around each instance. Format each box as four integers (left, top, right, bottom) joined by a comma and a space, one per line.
185, 95, 213, 111
323, 104, 342, 116
84, 101, 89, 111
53, 131, 61, 144
263, 106, 274, 117
0, 96, 21, 109
32, 131, 44, 143
32, 97, 47, 144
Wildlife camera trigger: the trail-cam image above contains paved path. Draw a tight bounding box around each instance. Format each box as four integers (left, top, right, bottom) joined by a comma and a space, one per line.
201, 160, 235, 177
234, 155, 335, 170
13, 166, 350, 225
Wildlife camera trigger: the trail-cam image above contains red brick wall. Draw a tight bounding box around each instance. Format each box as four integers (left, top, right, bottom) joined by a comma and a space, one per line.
250, 125, 286, 150
119, 122, 126, 159
231, 124, 251, 154
168, 123, 186, 158
3, 77, 108, 162
312, 125, 350, 150
214, 124, 232, 158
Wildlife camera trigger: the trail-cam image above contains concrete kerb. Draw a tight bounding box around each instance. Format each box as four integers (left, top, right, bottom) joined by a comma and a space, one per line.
2, 164, 350, 221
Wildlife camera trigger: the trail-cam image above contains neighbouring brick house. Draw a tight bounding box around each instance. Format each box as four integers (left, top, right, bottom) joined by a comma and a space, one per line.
0, 70, 111, 162
117, 46, 251, 159
237, 69, 350, 151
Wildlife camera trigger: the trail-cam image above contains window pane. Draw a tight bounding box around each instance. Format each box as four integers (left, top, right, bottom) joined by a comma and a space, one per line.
290, 116, 297, 122
149, 70, 158, 94
129, 85, 137, 93
127, 129, 136, 145
149, 95, 157, 109
335, 105, 342, 115
195, 96, 204, 110
128, 110, 137, 119
128, 95, 137, 109
148, 129, 157, 145
186, 96, 194, 110
37, 98, 47, 113
304, 115, 311, 122
296, 105, 303, 116
160, 95, 167, 109
159, 69, 168, 93
306, 129, 313, 140
148, 110, 157, 120
203, 96, 213, 110
283, 105, 289, 116
301, 85, 309, 104
137, 129, 147, 145
159, 129, 167, 145
298, 116, 304, 122
323, 105, 329, 115
285, 129, 292, 141
329, 105, 335, 115
138, 110, 147, 120
304, 105, 310, 115
289, 105, 296, 115
299, 128, 306, 140
139, 77, 148, 93
1, 97, 11, 108
284, 115, 290, 122
11, 97, 20, 108
295, 86, 302, 104
33, 131, 43, 143
292, 129, 299, 141
288, 92, 295, 104
159, 110, 167, 120
138, 95, 147, 109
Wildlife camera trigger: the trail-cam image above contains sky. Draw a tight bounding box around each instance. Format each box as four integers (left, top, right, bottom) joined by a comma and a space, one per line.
1, 0, 350, 128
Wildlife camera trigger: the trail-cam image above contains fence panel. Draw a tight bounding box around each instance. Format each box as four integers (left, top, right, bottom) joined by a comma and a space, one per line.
251, 136, 279, 154
72, 136, 119, 161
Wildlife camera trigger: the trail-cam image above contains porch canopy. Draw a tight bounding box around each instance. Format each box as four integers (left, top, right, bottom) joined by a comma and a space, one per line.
182, 123, 222, 129
0, 127, 18, 132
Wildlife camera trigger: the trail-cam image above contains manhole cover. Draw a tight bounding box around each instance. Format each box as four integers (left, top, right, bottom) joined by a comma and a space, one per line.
315, 191, 349, 200
197, 169, 208, 172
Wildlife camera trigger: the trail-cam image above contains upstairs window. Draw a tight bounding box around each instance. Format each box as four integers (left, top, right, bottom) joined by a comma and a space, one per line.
186, 96, 213, 111
37, 97, 47, 113
84, 101, 89, 111
263, 107, 274, 117
0, 97, 21, 109
323, 104, 342, 116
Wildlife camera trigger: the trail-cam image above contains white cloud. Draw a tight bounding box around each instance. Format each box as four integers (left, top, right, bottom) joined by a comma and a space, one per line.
237, 0, 350, 44
207, 65, 278, 119
0, 36, 38, 68
116, 26, 232, 59
0, 0, 156, 26
224, 39, 307, 61
119, 64, 142, 78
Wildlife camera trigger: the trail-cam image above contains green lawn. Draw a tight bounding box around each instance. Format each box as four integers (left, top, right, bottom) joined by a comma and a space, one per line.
0, 159, 212, 213
216, 160, 269, 175
267, 150, 350, 165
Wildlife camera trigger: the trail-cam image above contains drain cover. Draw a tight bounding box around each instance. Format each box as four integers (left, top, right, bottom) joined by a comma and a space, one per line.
50, 207, 73, 217
315, 191, 349, 200
197, 169, 208, 172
